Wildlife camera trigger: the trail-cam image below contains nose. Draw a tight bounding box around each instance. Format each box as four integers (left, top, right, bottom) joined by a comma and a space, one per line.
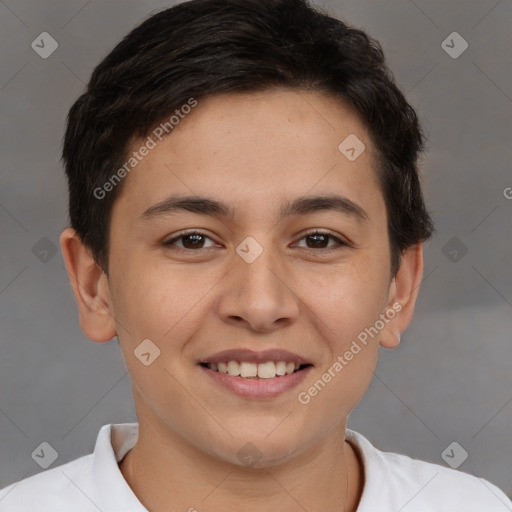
215, 238, 300, 333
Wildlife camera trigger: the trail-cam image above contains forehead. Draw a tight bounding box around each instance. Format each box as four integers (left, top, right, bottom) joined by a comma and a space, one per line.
114, 89, 384, 224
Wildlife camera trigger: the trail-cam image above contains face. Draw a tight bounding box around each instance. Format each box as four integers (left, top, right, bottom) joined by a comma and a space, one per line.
65, 89, 420, 467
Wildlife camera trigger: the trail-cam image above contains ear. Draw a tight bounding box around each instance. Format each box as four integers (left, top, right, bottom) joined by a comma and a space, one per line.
379, 243, 424, 349
60, 227, 117, 343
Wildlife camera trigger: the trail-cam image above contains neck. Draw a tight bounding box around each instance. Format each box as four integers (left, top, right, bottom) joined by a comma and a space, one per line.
119, 417, 364, 512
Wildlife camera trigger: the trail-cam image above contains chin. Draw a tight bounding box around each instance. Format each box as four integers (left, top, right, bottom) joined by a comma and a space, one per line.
222, 434, 302, 469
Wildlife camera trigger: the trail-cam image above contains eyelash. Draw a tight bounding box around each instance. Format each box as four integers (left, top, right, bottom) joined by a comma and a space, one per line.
163, 229, 349, 253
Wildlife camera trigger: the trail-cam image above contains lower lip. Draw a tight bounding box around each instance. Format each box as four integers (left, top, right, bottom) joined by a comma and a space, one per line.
198, 365, 313, 399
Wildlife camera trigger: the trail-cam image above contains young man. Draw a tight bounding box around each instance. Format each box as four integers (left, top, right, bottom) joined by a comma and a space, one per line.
1, 0, 510, 510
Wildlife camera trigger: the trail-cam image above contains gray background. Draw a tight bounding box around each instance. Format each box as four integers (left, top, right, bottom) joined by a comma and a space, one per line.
1, 0, 511, 501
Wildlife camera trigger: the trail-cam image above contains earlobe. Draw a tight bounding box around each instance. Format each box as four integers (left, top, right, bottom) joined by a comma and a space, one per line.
379, 327, 402, 349
60, 227, 117, 343
379, 243, 424, 349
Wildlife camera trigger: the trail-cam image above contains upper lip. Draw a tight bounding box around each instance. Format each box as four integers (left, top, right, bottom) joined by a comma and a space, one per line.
199, 348, 312, 366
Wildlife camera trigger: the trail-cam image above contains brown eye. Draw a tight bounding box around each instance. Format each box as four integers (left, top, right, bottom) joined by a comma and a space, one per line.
295, 230, 348, 251
164, 231, 217, 250
305, 232, 330, 249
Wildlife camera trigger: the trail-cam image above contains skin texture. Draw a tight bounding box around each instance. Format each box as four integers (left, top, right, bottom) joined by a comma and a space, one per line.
60, 89, 424, 512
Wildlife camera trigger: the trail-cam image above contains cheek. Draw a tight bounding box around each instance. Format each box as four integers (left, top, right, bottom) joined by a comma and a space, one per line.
295, 266, 384, 431
303, 257, 390, 345
111, 256, 219, 347
305, 253, 389, 408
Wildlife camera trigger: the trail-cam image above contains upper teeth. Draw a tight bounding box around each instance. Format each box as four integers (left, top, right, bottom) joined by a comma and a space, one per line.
207, 361, 300, 379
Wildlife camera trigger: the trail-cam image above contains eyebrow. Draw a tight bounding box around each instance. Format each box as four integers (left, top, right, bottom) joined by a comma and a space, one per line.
141, 194, 369, 223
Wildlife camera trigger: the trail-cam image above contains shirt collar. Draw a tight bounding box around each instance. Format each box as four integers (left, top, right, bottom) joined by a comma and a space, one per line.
91, 423, 147, 511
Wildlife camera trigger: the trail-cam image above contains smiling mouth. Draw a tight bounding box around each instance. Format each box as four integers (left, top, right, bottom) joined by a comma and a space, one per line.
199, 361, 312, 379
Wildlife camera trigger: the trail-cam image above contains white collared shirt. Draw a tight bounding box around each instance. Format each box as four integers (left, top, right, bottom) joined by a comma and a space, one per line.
0, 423, 510, 511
